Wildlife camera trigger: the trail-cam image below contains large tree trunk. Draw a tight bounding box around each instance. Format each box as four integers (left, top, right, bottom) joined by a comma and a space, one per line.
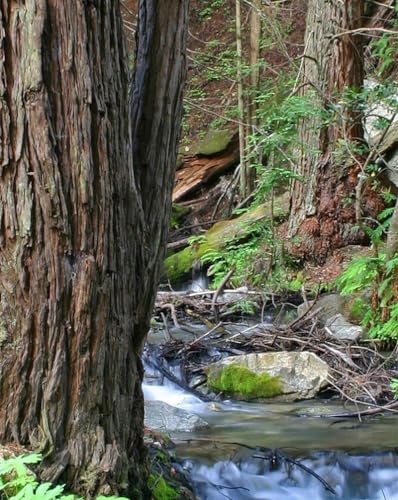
0, 0, 188, 497
287, 0, 380, 262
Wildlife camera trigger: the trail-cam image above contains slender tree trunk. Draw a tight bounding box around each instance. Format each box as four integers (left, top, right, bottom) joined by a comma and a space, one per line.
248, 0, 261, 134
236, 0, 248, 198
287, 0, 381, 262
0, 0, 188, 497
246, 0, 261, 190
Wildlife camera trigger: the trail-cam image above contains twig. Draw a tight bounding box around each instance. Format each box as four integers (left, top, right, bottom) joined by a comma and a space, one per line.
327, 379, 398, 415
176, 322, 223, 357
160, 312, 171, 342
160, 303, 180, 329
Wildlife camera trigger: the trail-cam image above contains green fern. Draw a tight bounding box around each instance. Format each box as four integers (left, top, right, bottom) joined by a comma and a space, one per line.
0, 453, 128, 500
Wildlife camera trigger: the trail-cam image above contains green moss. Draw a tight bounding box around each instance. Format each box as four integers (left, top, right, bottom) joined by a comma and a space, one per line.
164, 202, 284, 283
196, 129, 233, 155
170, 203, 190, 229
182, 129, 233, 156
207, 364, 282, 400
148, 474, 179, 500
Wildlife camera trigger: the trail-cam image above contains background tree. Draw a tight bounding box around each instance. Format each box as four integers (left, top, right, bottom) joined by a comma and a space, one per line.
0, 0, 188, 497
287, 0, 381, 261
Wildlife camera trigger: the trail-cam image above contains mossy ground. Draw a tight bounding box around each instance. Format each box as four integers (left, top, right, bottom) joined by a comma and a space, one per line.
207, 364, 282, 399
148, 474, 179, 500
164, 201, 289, 283
170, 204, 190, 229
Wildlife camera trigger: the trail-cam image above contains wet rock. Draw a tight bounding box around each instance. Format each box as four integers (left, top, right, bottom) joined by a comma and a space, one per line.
325, 314, 363, 342
144, 400, 209, 432
206, 351, 330, 401
189, 374, 207, 390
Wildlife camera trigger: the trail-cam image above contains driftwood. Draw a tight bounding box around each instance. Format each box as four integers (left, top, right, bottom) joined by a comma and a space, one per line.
151, 289, 398, 413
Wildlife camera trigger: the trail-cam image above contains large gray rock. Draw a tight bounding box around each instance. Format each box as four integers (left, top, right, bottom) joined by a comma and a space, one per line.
144, 400, 208, 432
297, 294, 344, 324
325, 313, 363, 342
207, 351, 330, 401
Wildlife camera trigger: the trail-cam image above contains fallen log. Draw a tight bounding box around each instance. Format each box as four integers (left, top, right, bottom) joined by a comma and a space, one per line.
173, 133, 239, 202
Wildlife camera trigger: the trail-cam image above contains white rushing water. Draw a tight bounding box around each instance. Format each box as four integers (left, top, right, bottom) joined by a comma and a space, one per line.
183, 451, 398, 500
143, 361, 398, 499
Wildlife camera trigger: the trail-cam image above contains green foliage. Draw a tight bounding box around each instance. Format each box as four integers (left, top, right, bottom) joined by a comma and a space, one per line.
371, 6, 398, 77
390, 378, 398, 398
337, 206, 398, 340
251, 86, 326, 201
201, 223, 266, 288
348, 297, 369, 324
148, 475, 179, 500
0, 453, 128, 500
207, 364, 282, 399
227, 298, 258, 316
169, 204, 189, 229
198, 0, 226, 19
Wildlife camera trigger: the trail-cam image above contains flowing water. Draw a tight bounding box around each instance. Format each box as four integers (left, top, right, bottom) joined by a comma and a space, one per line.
144, 364, 398, 499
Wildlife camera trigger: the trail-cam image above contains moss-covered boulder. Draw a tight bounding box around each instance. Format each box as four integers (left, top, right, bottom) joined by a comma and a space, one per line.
207, 364, 282, 400
184, 129, 235, 156
206, 351, 330, 401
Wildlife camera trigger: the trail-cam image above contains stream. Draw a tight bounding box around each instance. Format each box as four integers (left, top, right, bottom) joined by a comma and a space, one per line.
144, 347, 398, 499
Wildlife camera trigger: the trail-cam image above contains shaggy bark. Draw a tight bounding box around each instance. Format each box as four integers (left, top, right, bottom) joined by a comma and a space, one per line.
287, 0, 381, 262
0, 0, 188, 497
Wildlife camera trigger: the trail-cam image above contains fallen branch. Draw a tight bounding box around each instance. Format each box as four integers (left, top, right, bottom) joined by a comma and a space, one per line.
212, 268, 235, 320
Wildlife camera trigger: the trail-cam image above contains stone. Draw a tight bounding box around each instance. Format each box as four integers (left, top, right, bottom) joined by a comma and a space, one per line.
297, 293, 344, 324
325, 313, 363, 342
364, 78, 398, 191
206, 351, 330, 401
144, 400, 209, 433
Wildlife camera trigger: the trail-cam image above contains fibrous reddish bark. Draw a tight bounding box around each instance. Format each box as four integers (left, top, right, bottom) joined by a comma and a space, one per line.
0, 0, 188, 497
287, 0, 382, 262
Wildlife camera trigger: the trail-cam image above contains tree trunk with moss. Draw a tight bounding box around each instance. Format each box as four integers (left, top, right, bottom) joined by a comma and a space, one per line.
0, 0, 187, 497
287, 0, 381, 262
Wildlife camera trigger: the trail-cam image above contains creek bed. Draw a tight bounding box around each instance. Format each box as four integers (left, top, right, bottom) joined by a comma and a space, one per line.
144, 372, 398, 499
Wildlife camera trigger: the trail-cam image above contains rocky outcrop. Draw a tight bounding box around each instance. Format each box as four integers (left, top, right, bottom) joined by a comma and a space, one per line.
144, 400, 209, 432
206, 351, 330, 401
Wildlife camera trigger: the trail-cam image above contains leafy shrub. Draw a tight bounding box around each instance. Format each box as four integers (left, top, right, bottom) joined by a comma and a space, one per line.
337, 205, 398, 340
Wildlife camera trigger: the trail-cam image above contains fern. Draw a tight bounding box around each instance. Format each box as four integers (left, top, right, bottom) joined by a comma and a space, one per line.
0, 453, 128, 500
336, 255, 383, 295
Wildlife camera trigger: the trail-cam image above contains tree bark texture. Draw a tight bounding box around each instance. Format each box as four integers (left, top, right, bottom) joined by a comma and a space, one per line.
131, 0, 189, 335
0, 0, 188, 497
287, 0, 381, 262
